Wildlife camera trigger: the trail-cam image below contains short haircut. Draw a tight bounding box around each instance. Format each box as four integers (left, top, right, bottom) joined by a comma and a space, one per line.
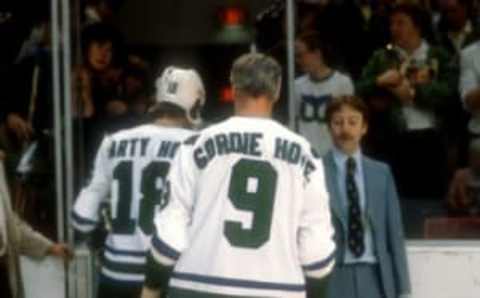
325, 95, 369, 124
148, 102, 186, 121
390, 4, 430, 37
296, 31, 332, 62
230, 53, 282, 100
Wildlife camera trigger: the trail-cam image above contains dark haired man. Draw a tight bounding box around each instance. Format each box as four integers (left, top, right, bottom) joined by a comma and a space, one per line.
436, 0, 479, 59
323, 95, 411, 298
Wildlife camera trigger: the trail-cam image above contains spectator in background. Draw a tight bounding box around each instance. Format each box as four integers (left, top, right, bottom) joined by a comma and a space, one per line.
74, 22, 126, 120
447, 138, 480, 215
97, 54, 152, 136
0, 156, 72, 298
436, 0, 479, 60
294, 31, 354, 156
357, 3, 457, 199
73, 23, 127, 172
459, 38, 480, 164
434, 0, 476, 168
322, 96, 411, 298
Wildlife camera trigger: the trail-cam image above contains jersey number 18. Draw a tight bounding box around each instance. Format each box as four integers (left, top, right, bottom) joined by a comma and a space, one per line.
112, 160, 170, 235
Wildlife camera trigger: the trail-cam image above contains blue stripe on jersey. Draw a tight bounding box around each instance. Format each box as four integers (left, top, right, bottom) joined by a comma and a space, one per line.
171, 272, 305, 292
105, 245, 147, 257
302, 251, 336, 271
71, 210, 98, 226
152, 235, 180, 260
99, 273, 143, 287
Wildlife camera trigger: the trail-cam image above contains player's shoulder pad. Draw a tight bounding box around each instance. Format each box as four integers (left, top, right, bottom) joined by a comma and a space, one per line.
183, 134, 200, 146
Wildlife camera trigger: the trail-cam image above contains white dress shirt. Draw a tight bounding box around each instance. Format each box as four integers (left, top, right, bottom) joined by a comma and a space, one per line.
332, 148, 377, 264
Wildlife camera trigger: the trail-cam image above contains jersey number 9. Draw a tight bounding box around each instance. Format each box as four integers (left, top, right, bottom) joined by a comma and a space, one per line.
224, 159, 278, 249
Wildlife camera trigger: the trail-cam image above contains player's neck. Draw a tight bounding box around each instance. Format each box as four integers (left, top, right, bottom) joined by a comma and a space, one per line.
154, 117, 189, 128
234, 96, 273, 119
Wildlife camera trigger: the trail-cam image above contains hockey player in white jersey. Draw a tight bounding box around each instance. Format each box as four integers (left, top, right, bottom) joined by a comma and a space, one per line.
71, 66, 206, 298
142, 53, 336, 298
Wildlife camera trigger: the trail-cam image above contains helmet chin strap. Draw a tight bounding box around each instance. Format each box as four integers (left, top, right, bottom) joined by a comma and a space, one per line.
186, 98, 204, 127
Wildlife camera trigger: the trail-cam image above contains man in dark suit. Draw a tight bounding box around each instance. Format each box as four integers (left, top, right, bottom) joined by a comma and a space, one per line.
322, 95, 411, 298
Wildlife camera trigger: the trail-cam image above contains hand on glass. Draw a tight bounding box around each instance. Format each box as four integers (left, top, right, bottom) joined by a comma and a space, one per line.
47, 243, 74, 262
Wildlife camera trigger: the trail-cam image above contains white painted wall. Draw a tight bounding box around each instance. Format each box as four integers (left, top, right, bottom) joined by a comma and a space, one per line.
21, 256, 65, 298
21, 248, 95, 298
407, 241, 480, 298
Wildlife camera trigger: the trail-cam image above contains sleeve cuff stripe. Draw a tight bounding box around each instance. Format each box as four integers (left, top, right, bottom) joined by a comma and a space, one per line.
71, 221, 95, 233
72, 211, 98, 226
150, 247, 176, 267
151, 235, 180, 260
302, 250, 336, 271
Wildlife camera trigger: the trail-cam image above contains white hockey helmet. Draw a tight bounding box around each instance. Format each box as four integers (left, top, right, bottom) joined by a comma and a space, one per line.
155, 66, 206, 126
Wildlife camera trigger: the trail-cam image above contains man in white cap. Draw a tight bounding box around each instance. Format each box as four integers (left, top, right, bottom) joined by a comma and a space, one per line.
72, 66, 206, 298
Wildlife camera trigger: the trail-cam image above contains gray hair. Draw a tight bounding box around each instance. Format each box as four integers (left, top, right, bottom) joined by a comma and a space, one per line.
230, 53, 282, 100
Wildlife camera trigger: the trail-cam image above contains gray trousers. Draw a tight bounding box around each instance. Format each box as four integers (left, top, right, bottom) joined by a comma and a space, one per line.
327, 263, 385, 298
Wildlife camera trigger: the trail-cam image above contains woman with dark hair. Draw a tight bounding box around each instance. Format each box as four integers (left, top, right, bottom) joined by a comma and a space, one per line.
75, 22, 125, 119
357, 4, 457, 199
73, 23, 129, 178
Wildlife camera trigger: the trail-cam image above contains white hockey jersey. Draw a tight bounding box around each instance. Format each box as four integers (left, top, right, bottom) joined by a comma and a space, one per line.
150, 116, 335, 298
72, 124, 193, 284
293, 71, 354, 156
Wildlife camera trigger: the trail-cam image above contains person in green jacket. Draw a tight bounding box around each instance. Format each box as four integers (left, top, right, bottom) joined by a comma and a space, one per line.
356, 3, 458, 200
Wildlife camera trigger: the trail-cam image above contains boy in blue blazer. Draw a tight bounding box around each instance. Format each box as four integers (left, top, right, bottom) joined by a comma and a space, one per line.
323, 95, 411, 298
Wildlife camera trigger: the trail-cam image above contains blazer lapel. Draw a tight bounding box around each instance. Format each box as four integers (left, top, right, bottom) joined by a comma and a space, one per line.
362, 157, 377, 225
323, 152, 347, 226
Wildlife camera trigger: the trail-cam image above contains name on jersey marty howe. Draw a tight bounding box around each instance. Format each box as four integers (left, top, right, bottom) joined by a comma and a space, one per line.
193, 133, 317, 181
108, 138, 180, 159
